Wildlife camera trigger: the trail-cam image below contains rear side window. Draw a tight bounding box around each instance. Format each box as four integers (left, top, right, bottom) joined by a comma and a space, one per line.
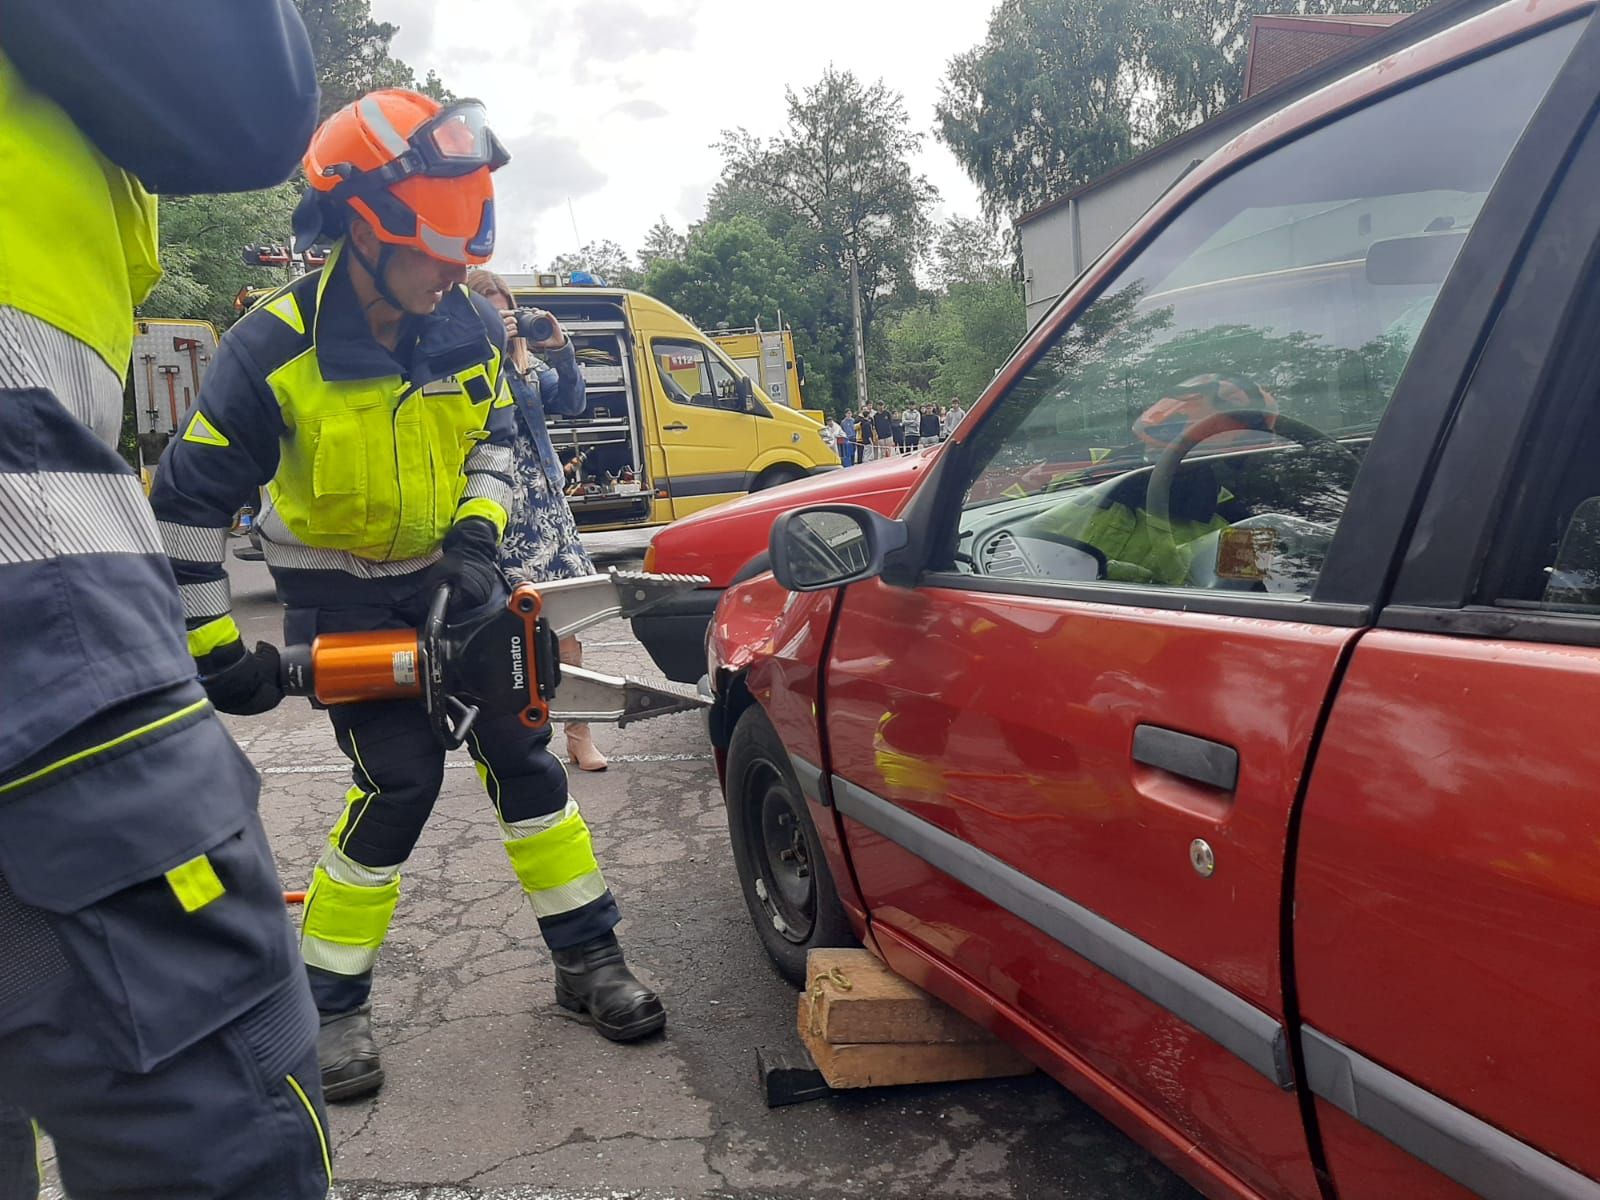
950, 23, 1581, 598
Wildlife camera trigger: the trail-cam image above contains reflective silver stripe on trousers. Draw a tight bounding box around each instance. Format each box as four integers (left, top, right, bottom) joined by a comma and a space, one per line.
157, 521, 228, 564
179, 577, 232, 621
464, 443, 514, 477
0, 472, 162, 565
0, 307, 124, 448
259, 536, 440, 578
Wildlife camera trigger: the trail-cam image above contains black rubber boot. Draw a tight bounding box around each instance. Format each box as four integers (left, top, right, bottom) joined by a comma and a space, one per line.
317, 1004, 384, 1101
552, 933, 666, 1042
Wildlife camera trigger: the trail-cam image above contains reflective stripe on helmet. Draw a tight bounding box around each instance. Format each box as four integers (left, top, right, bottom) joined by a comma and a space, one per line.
356, 95, 410, 157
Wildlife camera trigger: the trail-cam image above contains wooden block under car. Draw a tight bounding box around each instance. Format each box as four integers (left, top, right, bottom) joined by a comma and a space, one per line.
796, 949, 1035, 1089
800, 948, 1000, 1044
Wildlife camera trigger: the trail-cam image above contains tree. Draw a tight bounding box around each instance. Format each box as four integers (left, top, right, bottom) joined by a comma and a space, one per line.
293, 0, 444, 118
718, 68, 937, 406
140, 1, 452, 330
642, 215, 849, 414
637, 217, 686, 271
931, 215, 1012, 289
140, 185, 301, 328
549, 240, 642, 289
938, 0, 1429, 225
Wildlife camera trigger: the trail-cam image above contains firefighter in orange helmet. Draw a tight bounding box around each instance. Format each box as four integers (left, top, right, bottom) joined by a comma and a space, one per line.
151, 91, 665, 1104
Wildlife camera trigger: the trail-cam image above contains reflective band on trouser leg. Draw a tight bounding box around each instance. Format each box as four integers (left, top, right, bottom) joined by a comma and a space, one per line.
299, 847, 400, 977
502, 800, 610, 918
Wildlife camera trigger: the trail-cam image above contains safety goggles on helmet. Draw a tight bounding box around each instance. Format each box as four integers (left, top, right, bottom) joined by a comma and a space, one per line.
352, 101, 512, 190
331, 100, 510, 189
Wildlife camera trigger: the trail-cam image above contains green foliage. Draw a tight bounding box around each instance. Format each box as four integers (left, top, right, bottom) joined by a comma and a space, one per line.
641, 214, 849, 414
718, 67, 937, 388
871, 215, 1026, 412
938, 0, 1429, 224
638, 217, 687, 271
875, 277, 1026, 412
141, 1, 450, 330
293, 0, 444, 118
140, 184, 300, 327
548, 240, 643, 289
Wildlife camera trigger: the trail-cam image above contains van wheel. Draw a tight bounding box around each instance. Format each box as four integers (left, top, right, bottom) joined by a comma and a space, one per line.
753, 465, 805, 491
725, 706, 857, 985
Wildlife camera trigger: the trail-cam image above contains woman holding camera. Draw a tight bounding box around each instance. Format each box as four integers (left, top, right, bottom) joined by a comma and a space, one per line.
467, 269, 608, 771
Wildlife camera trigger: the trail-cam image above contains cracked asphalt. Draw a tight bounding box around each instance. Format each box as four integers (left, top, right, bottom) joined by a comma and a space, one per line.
41, 530, 1197, 1200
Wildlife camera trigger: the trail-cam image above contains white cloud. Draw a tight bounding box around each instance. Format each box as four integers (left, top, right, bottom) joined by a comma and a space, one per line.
570, 0, 700, 62
609, 98, 670, 121
370, 0, 994, 272
491, 133, 608, 270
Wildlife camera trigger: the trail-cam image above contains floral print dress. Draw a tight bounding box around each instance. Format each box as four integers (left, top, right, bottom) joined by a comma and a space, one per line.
497, 343, 596, 584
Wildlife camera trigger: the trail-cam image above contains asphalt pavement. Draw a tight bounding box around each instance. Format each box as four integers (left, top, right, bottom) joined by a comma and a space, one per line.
40, 532, 1197, 1200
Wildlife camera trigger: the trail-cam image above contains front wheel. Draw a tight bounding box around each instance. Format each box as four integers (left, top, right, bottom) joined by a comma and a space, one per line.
725, 706, 858, 984
753, 465, 805, 491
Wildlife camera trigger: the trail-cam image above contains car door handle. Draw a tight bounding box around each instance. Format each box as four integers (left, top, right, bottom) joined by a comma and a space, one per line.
663, 422, 689, 432
1131, 725, 1239, 792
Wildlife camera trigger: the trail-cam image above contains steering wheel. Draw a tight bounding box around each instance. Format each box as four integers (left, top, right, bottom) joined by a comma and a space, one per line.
1144, 409, 1361, 572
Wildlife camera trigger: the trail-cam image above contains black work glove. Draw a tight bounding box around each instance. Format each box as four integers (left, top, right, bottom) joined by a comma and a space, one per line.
202, 639, 285, 715
424, 517, 508, 617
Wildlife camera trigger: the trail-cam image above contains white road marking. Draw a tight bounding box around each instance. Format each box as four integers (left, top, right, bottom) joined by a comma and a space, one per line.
260, 752, 712, 775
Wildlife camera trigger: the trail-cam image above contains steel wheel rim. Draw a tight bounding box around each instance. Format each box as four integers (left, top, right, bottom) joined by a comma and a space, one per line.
744, 758, 816, 943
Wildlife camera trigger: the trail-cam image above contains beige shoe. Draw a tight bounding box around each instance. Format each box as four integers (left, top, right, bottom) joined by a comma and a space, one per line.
566, 722, 608, 772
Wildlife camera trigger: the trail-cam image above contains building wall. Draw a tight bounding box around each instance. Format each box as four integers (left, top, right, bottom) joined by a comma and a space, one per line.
1017, 0, 1493, 331
1019, 117, 1244, 327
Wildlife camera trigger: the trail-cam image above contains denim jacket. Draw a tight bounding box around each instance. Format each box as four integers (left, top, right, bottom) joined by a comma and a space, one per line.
506, 340, 586, 491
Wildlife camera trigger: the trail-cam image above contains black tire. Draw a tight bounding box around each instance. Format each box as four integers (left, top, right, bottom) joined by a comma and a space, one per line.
753, 464, 805, 491
725, 705, 857, 985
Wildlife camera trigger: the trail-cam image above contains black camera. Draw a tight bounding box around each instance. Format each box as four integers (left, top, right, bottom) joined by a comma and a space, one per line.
514, 309, 557, 343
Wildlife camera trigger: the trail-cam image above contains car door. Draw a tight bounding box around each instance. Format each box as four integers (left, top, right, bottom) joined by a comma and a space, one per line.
645, 336, 760, 519
1292, 19, 1600, 1196
818, 16, 1588, 1200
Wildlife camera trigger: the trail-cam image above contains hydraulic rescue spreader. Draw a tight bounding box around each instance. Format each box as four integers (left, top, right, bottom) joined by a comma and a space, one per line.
278, 569, 711, 749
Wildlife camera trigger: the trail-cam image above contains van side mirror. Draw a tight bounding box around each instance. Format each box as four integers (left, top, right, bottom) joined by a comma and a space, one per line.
735, 375, 755, 412
769, 504, 908, 592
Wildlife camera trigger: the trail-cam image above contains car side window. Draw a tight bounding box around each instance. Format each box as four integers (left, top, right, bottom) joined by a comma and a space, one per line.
652, 339, 747, 411
949, 23, 1580, 599
1486, 386, 1600, 616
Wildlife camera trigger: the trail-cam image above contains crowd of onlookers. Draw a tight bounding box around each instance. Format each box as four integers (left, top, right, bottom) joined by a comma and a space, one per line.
822, 400, 966, 467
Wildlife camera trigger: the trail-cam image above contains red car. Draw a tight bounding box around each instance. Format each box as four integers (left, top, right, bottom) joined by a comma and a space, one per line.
633, 446, 935, 683
703, 4, 1600, 1199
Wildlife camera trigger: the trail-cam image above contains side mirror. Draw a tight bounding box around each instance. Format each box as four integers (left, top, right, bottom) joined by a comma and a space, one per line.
769, 504, 908, 592
795, 356, 807, 386
735, 375, 755, 412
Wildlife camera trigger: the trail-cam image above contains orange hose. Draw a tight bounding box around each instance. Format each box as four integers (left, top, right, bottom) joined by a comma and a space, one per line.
283, 890, 307, 905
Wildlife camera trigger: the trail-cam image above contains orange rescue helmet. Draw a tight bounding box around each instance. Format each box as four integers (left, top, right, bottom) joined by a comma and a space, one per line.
1134, 373, 1278, 452
291, 89, 507, 265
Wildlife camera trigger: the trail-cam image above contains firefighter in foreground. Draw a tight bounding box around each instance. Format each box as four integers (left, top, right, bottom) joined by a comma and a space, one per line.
152, 89, 666, 1103
0, 3, 330, 1197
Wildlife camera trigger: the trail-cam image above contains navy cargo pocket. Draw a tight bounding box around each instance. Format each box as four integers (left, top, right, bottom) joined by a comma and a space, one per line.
0, 703, 296, 1073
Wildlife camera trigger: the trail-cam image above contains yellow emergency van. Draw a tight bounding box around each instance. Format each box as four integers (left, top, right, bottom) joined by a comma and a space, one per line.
501, 280, 840, 530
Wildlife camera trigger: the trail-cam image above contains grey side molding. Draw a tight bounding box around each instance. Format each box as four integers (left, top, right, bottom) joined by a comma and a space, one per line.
832, 776, 1291, 1087
1303, 1029, 1600, 1200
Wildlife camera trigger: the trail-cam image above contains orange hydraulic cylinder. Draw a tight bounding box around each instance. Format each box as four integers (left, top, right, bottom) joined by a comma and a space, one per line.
309, 629, 424, 706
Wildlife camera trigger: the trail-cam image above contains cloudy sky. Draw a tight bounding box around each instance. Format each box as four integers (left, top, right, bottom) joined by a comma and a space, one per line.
375, 0, 994, 274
